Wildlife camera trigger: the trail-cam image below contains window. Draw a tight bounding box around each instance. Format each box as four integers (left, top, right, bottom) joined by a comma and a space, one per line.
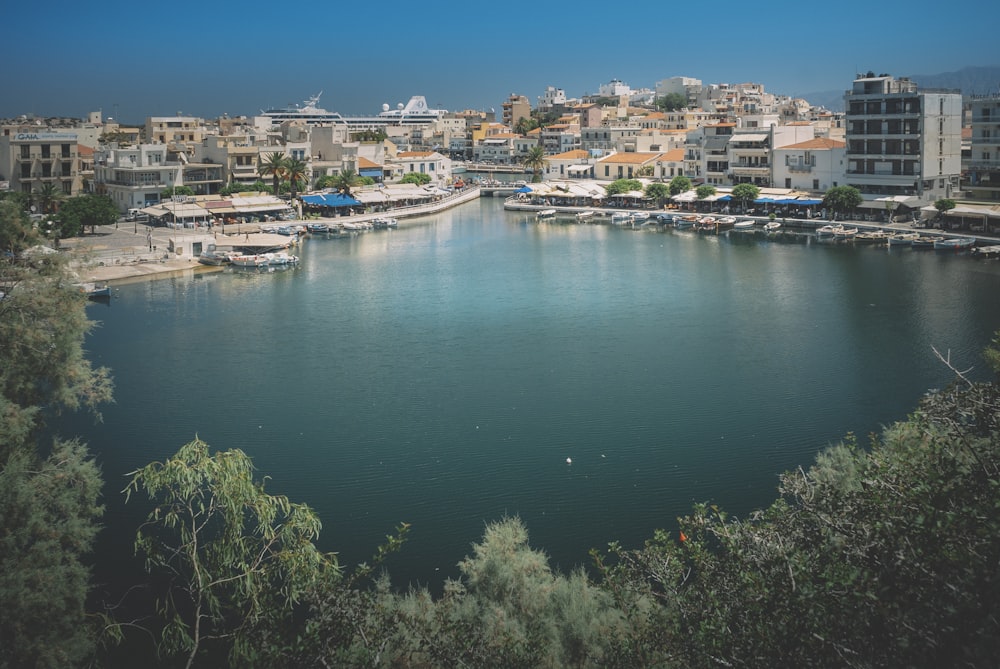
61, 144, 71, 157
20, 144, 30, 159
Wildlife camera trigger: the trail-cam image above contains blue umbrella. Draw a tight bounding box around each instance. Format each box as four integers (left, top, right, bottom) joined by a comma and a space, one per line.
516, 186, 533, 193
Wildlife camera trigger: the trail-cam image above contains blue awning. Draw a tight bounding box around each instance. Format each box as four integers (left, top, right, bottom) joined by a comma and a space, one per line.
717, 195, 731, 201
516, 186, 533, 193
301, 193, 362, 207
359, 168, 382, 178
754, 197, 777, 203
795, 199, 823, 205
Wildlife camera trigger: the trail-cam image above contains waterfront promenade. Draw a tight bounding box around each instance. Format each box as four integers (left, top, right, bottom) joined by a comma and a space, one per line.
60, 186, 481, 284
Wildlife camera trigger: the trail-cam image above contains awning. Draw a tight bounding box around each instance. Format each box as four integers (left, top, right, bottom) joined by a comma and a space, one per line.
301, 193, 362, 207
729, 133, 769, 143
794, 199, 823, 205
515, 186, 533, 193
359, 168, 382, 178
567, 164, 592, 174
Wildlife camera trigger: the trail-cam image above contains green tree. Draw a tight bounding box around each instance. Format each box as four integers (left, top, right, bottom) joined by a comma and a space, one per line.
667, 174, 692, 197
655, 93, 687, 112
695, 184, 716, 201
521, 146, 548, 183
822, 185, 862, 219
124, 438, 340, 668
595, 334, 1000, 668
644, 182, 670, 208
514, 117, 540, 135
161, 185, 196, 198
332, 168, 361, 197
258, 152, 288, 199
605, 179, 643, 197
0, 200, 112, 668
34, 182, 65, 215
400, 172, 431, 186
730, 183, 760, 213
934, 198, 956, 217
56, 193, 119, 237
284, 157, 309, 200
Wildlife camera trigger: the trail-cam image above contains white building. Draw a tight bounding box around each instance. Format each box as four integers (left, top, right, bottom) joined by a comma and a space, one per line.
772, 138, 847, 193
844, 72, 962, 201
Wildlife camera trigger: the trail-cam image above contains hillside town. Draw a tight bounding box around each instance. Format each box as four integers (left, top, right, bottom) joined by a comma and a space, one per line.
2, 72, 999, 231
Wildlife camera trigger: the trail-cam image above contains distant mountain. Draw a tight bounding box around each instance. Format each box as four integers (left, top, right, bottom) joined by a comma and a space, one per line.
797, 65, 1000, 112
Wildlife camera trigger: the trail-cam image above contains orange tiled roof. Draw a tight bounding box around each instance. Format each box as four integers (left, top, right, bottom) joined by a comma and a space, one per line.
397, 151, 436, 158
358, 156, 381, 168
657, 147, 685, 162
781, 138, 846, 150
597, 151, 663, 165
549, 149, 590, 160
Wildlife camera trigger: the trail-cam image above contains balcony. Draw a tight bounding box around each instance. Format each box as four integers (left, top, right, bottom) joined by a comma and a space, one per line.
788, 164, 813, 173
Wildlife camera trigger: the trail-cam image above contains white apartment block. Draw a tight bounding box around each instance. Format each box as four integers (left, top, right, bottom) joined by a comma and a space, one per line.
844, 73, 962, 201
386, 151, 451, 184
94, 144, 224, 213
538, 86, 568, 111
772, 138, 846, 193
965, 94, 1000, 202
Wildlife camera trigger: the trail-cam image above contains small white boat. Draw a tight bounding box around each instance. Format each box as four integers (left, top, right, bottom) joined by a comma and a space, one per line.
631, 212, 650, 222
537, 209, 556, 218
576, 210, 596, 221
816, 224, 839, 236
611, 212, 632, 224
264, 252, 299, 265
834, 226, 858, 239
887, 231, 920, 246
230, 254, 269, 267
763, 221, 781, 232
733, 219, 755, 230
372, 217, 398, 229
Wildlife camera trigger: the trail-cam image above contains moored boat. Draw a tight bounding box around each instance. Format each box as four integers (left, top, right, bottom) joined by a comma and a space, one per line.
230, 253, 269, 267
933, 237, 976, 251
75, 282, 111, 300
887, 231, 920, 246
576, 210, 596, 221
816, 224, 839, 236
631, 211, 651, 222
834, 226, 859, 239
610, 212, 632, 225
911, 235, 937, 249
855, 230, 890, 243
537, 209, 556, 218
263, 252, 300, 265
733, 219, 755, 230
763, 220, 781, 232
674, 215, 697, 229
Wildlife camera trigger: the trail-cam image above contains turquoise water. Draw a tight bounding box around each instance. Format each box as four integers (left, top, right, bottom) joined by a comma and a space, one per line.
69, 197, 1000, 591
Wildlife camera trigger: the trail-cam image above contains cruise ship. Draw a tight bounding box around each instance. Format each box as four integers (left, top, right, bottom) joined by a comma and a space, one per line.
258, 92, 447, 129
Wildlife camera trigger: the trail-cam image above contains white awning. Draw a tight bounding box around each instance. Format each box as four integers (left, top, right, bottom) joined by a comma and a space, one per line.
567, 164, 592, 173
729, 133, 769, 143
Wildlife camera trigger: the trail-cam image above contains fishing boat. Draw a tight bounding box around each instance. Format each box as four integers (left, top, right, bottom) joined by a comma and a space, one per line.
611, 212, 632, 225
855, 230, 890, 243
575, 210, 596, 221
763, 221, 781, 232
230, 253, 269, 267
834, 226, 858, 239
733, 219, 755, 230
537, 209, 556, 218
911, 236, 937, 249
263, 252, 300, 265
933, 237, 976, 251
631, 212, 650, 222
674, 215, 698, 229
816, 224, 839, 236
887, 232, 920, 246
75, 282, 111, 300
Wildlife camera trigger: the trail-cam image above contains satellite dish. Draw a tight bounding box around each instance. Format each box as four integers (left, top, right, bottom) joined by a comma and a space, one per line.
382, 103, 390, 112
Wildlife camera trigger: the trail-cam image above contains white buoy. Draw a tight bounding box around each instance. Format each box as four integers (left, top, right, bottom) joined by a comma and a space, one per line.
566, 457, 572, 464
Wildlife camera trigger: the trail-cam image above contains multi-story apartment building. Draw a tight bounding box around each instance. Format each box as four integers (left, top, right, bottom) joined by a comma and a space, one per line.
844, 73, 962, 201
965, 93, 1000, 202
539, 122, 581, 155
94, 144, 224, 213
594, 151, 662, 181
581, 126, 642, 153
537, 86, 568, 112
0, 128, 84, 196
501, 94, 531, 129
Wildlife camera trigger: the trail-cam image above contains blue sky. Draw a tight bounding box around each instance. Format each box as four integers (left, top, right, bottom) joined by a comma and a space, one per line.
3, 0, 997, 123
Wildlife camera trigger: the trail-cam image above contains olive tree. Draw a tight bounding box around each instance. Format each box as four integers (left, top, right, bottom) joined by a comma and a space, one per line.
124, 438, 340, 668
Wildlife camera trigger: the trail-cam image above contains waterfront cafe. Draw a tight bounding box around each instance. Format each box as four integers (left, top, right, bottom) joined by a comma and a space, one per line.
141, 193, 292, 228
920, 202, 1000, 233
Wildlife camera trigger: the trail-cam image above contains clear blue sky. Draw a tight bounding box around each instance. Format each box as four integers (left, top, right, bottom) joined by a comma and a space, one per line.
3, 0, 997, 123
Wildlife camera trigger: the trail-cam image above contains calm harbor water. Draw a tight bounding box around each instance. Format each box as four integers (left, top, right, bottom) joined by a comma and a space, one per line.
67, 196, 1000, 593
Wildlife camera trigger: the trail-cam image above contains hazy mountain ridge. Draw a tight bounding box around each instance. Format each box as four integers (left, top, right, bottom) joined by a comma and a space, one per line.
797, 65, 1000, 111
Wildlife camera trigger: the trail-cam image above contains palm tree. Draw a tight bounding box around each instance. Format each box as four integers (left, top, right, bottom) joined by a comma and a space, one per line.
258, 152, 288, 196
284, 158, 309, 200
35, 182, 65, 215
521, 146, 548, 183
332, 169, 360, 197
